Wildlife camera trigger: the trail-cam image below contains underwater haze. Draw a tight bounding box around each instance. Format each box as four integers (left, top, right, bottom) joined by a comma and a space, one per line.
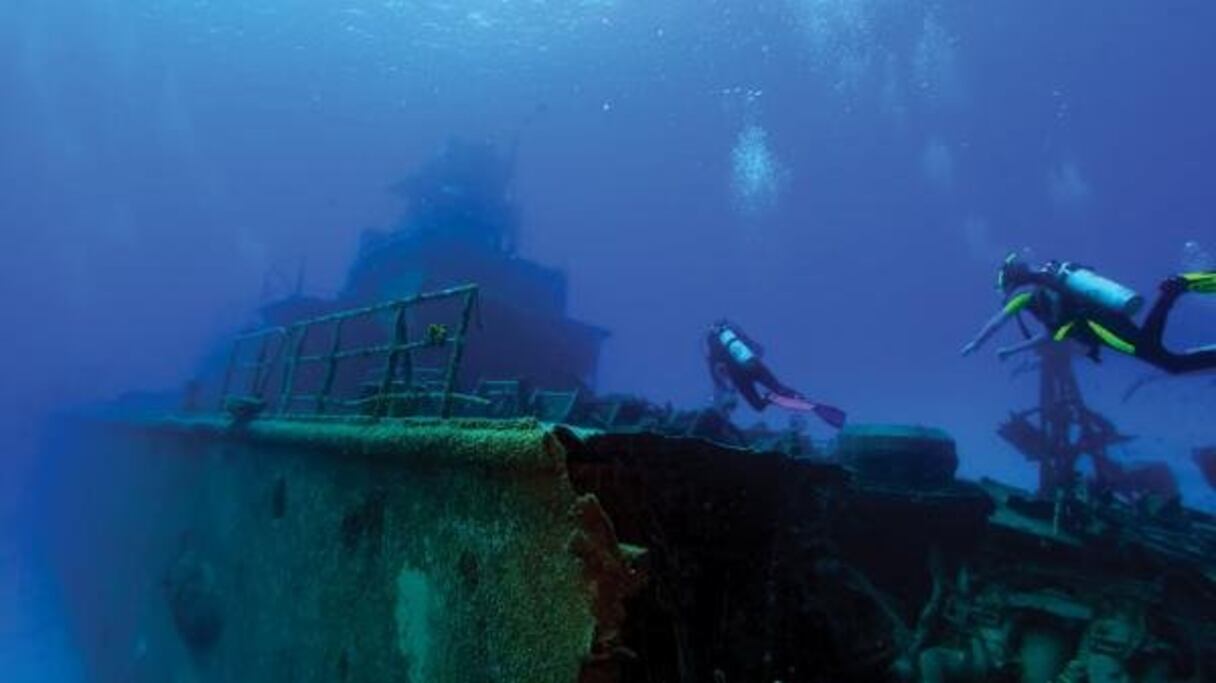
3, 1, 1216, 679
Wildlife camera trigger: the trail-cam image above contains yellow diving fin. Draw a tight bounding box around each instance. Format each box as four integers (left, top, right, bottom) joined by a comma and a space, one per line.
1181, 272, 1216, 294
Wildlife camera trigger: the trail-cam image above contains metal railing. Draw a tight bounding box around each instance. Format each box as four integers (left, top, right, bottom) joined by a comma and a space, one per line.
219, 284, 480, 419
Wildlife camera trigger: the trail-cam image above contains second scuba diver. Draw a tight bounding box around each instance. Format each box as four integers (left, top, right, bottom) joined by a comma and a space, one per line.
706, 319, 847, 428
961, 253, 1216, 374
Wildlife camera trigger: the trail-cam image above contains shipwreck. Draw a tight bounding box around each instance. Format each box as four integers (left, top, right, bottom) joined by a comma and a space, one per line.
33, 139, 1216, 683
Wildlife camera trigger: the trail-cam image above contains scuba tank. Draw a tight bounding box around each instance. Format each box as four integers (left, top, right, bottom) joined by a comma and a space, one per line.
716, 327, 757, 365
1054, 262, 1144, 316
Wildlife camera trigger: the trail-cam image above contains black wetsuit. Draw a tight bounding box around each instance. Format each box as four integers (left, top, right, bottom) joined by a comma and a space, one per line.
706, 321, 800, 411
1136, 283, 1216, 373
1015, 277, 1216, 374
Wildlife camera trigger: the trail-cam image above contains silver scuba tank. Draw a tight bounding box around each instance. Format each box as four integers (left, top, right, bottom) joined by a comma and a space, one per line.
1056, 263, 1143, 316
717, 328, 757, 364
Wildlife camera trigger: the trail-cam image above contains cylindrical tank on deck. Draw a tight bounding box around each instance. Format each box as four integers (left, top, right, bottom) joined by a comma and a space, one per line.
1057, 264, 1143, 316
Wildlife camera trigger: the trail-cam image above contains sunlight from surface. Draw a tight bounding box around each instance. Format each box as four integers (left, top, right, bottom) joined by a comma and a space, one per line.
787, 0, 961, 107
911, 10, 961, 103
139, 0, 623, 68
788, 0, 885, 94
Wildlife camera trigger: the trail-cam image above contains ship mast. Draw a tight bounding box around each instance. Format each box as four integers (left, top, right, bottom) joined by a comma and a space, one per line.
998, 344, 1130, 499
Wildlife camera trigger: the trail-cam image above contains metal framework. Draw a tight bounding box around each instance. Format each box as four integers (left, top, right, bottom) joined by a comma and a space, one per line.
219, 284, 480, 419
998, 344, 1130, 498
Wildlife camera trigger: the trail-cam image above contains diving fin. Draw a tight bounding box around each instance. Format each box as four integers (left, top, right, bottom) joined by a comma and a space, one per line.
766, 393, 847, 429
1182, 272, 1216, 294
811, 403, 848, 429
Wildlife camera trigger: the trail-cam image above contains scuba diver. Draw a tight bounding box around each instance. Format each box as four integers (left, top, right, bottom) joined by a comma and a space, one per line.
706, 319, 847, 428
961, 253, 1216, 374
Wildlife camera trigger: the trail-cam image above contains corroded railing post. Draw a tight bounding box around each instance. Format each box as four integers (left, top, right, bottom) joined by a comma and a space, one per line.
278, 325, 309, 415
399, 309, 414, 405
249, 333, 273, 396
441, 288, 479, 419
378, 304, 409, 418
217, 284, 478, 420
317, 319, 345, 415
219, 340, 241, 410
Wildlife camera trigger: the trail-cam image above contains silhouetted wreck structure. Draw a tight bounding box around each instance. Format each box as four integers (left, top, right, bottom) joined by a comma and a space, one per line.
48, 372, 1216, 682
997, 345, 1178, 503
254, 138, 608, 396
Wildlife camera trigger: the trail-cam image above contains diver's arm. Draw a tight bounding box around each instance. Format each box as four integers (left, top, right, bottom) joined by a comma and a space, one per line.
961, 292, 1034, 357
961, 309, 1013, 356
995, 332, 1049, 361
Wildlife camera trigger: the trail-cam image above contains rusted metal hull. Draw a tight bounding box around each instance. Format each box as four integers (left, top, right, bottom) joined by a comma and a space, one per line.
35, 417, 1216, 682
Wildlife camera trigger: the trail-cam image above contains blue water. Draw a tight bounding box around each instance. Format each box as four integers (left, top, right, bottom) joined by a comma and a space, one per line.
0, 502, 83, 682
3, 1, 1216, 677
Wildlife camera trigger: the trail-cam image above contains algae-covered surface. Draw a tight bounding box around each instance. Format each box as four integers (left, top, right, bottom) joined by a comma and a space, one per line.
44, 415, 608, 683
39, 413, 1216, 682
140, 415, 570, 471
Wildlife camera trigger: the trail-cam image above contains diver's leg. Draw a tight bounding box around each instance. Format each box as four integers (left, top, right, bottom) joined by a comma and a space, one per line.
732, 369, 769, 411
1153, 346, 1216, 374
751, 362, 800, 399
1136, 278, 1216, 373
1180, 271, 1216, 293
1140, 277, 1186, 350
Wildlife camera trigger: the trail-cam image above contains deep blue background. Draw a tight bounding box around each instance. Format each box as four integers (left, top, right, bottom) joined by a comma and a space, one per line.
2, 1, 1215, 678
